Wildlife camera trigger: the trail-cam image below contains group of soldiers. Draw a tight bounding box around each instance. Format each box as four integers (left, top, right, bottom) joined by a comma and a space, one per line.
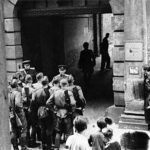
9, 60, 86, 150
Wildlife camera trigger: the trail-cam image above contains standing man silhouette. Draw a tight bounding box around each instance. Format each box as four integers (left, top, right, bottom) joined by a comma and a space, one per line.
101, 33, 111, 71
78, 42, 96, 85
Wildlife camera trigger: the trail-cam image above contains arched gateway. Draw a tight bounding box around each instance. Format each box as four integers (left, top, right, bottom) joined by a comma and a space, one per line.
0, 0, 149, 149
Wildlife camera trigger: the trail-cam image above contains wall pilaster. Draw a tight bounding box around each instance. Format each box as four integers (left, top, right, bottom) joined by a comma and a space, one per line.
4, 0, 23, 81
0, 0, 11, 149
119, 0, 148, 130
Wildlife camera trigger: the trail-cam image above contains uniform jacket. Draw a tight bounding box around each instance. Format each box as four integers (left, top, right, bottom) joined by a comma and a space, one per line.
31, 87, 50, 118
9, 89, 24, 111
9, 89, 27, 132
46, 89, 76, 118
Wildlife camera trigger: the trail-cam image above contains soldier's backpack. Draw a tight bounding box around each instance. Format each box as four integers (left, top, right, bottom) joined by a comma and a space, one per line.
72, 86, 86, 108
37, 106, 49, 119
37, 88, 50, 119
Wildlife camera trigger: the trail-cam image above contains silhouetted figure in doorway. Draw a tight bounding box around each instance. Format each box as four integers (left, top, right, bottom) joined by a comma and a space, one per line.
101, 33, 110, 71
78, 42, 96, 85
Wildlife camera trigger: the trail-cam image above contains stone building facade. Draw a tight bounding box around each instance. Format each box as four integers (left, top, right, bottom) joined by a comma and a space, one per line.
0, 0, 150, 149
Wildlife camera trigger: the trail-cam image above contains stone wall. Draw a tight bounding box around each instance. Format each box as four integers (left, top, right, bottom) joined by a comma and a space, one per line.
64, 15, 93, 71
110, 0, 125, 107
146, 0, 150, 63
4, 0, 23, 81
124, 0, 147, 110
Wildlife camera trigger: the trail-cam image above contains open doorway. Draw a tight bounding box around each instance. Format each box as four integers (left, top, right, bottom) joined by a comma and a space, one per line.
21, 16, 65, 79
20, 10, 114, 123
20, 12, 114, 108
21, 14, 101, 80
20, 12, 114, 91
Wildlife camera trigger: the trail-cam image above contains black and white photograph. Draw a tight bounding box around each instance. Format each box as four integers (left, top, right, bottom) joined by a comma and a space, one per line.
0, 0, 150, 150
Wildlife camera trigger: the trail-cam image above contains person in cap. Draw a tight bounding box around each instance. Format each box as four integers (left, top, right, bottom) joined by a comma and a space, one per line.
19, 60, 37, 83
50, 65, 70, 87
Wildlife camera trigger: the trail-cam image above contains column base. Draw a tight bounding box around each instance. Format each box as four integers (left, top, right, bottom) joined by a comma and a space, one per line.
105, 105, 125, 124
119, 110, 149, 130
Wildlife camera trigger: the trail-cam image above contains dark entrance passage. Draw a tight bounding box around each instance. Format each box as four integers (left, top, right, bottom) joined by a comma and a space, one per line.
21, 14, 100, 80
20, 12, 113, 104
20, 5, 113, 124
21, 16, 65, 79
83, 57, 113, 122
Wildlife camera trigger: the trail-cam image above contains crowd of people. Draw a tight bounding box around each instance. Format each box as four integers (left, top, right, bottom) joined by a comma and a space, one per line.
9, 59, 120, 150
9, 60, 86, 150
8, 53, 149, 150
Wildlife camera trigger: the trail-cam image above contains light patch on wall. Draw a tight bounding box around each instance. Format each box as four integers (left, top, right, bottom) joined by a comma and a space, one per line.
125, 42, 143, 61
129, 66, 139, 75
84, 27, 92, 43
84, 27, 88, 35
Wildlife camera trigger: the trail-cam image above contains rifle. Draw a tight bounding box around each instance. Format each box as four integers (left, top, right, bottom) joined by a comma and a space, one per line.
24, 87, 30, 109
64, 90, 72, 114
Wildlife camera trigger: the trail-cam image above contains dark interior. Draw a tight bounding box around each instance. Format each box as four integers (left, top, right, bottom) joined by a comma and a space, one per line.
21, 16, 65, 79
